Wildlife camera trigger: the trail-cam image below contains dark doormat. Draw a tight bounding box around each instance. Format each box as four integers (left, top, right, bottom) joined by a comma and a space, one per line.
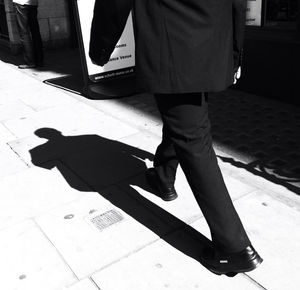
44, 74, 84, 95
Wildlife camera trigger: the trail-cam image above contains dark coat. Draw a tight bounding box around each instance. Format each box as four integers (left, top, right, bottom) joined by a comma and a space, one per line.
89, 0, 246, 93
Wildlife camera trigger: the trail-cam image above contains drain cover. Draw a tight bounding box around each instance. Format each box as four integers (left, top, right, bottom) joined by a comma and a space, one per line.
86, 209, 124, 231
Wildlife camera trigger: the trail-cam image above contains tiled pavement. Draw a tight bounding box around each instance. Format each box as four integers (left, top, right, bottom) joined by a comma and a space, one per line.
3, 48, 299, 194
0, 48, 300, 290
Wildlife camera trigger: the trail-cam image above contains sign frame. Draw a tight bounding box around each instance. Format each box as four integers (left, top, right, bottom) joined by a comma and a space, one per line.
73, 0, 136, 99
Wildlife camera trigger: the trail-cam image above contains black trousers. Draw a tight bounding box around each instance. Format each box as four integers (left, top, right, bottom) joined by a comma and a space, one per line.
14, 4, 43, 65
154, 92, 250, 252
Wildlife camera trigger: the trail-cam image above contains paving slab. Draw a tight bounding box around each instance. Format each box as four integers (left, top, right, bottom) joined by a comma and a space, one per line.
18, 84, 77, 111
0, 100, 35, 122
91, 229, 262, 290
0, 166, 86, 230
3, 102, 138, 140
88, 96, 162, 136
0, 123, 15, 144
35, 190, 174, 279
120, 165, 257, 226
0, 143, 28, 178
0, 67, 38, 92
218, 158, 300, 212
63, 278, 99, 290
0, 219, 77, 290
1, 53, 299, 290
119, 131, 160, 157
191, 190, 300, 290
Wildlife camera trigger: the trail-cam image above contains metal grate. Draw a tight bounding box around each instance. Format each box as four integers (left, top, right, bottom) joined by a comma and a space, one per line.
88, 209, 124, 231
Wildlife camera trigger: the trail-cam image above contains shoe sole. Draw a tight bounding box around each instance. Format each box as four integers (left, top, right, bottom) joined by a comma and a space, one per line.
160, 192, 178, 201
207, 256, 263, 277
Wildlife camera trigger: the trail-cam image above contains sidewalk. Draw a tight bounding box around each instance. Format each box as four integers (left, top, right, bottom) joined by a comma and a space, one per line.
0, 53, 300, 290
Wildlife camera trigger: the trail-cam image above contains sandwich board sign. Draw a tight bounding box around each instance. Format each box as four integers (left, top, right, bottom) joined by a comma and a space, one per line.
73, 0, 136, 98
246, 0, 263, 26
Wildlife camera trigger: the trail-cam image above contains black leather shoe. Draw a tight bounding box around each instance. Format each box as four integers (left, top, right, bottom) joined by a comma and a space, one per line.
200, 245, 263, 277
145, 168, 178, 201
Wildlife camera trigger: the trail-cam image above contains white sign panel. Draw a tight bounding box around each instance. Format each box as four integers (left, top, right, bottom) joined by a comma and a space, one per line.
77, 0, 135, 82
246, 0, 263, 26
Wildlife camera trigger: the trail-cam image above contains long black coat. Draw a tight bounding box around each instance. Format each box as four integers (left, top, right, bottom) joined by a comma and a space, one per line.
89, 0, 246, 93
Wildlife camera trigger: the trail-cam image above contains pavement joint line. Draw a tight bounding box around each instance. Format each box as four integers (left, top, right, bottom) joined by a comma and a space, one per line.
32, 217, 80, 281
89, 235, 163, 275
46, 91, 163, 136
89, 277, 102, 290
231, 188, 259, 203
0, 216, 33, 234
1, 121, 19, 140
6, 142, 31, 168
118, 129, 161, 144
242, 273, 268, 290
18, 98, 39, 113
215, 153, 300, 209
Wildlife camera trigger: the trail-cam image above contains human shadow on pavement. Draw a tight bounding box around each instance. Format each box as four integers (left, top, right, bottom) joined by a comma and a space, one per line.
29, 128, 212, 265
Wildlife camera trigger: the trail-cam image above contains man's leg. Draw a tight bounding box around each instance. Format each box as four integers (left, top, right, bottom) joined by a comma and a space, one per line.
145, 123, 179, 201
153, 124, 179, 185
28, 5, 43, 66
145, 98, 180, 201
14, 4, 35, 65
154, 92, 250, 252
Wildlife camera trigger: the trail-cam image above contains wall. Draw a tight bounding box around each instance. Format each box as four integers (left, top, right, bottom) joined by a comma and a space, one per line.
4, 0, 71, 52
38, 0, 70, 48
234, 29, 300, 105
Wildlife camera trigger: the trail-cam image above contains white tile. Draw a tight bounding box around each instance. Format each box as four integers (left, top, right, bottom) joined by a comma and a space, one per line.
119, 131, 160, 157
0, 100, 34, 122
35, 191, 173, 279
0, 84, 44, 101
4, 103, 138, 139
0, 71, 38, 93
223, 175, 257, 199
0, 143, 28, 178
92, 233, 261, 290
0, 91, 19, 104
63, 278, 98, 290
0, 166, 86, 229
0, 220, 77, 290
236, 191, 300, 290
0, 123, 15, 143
20, 85, 76, 111
90, 98, 162, 136
217, 156, 300, 211
191, 191, 300, 290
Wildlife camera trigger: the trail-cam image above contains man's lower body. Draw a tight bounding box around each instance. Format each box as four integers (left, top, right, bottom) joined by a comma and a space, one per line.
147, 92, 262, 275
14, 4, 43, 68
